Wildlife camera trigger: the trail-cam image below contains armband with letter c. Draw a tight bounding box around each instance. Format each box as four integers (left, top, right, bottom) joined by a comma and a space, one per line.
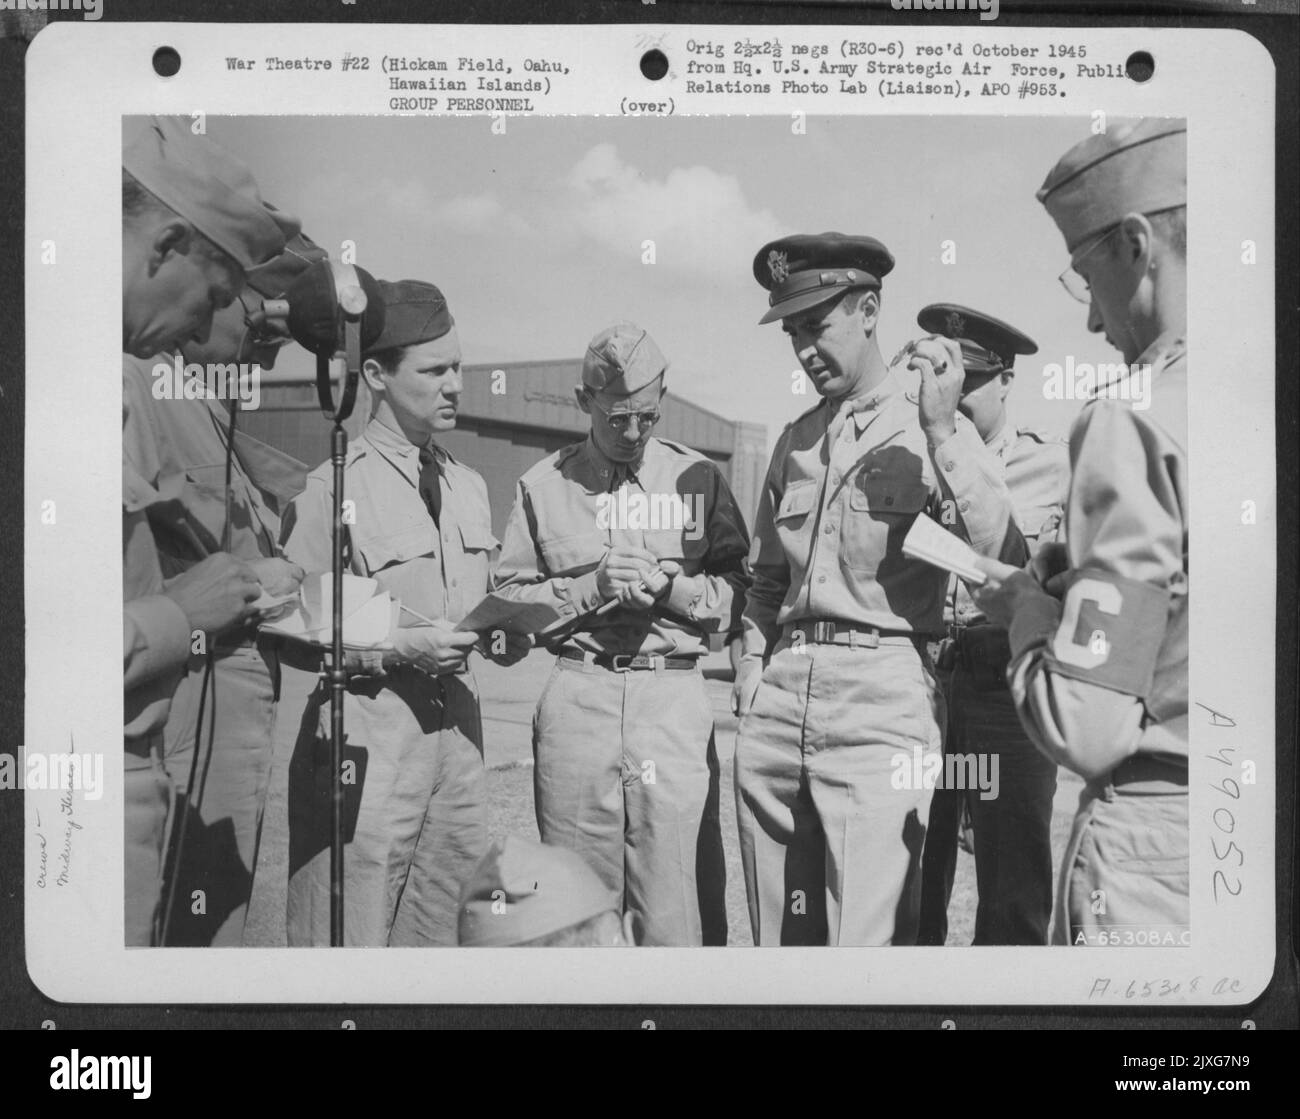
1045, 568, 1171, 698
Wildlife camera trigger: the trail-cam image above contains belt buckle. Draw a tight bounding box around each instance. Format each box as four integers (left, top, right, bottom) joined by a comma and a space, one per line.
610, 654, 635, 672
812, 621, 836, 644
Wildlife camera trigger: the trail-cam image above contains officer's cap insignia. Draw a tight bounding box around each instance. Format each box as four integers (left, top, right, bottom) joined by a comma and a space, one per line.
945, 311, 966, 338
768, 249, 789, 284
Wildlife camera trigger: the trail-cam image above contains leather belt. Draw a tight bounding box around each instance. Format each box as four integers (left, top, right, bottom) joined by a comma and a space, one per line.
269, 638, 428, 680
213, 623, 265, 650
783, 620, 926, 649
269, 637, 328, 674
1112, 753, 1188, 789
558, 647, 698, 672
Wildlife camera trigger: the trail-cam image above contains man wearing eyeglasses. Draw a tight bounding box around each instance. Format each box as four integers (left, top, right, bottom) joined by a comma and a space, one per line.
972, 118, 1189, 946
122, 228, 325, 945
492, 323, 751, 946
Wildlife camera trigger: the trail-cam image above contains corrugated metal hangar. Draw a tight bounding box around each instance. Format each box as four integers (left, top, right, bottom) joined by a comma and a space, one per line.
240, 359, 769, 540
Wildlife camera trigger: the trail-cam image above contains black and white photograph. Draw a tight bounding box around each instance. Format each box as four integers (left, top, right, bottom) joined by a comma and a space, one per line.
118, 110, 1193, 955
18, 18, 1281, 1008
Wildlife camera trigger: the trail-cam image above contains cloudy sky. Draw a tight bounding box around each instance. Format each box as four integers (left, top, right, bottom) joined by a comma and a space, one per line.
210, 114, 1103, 444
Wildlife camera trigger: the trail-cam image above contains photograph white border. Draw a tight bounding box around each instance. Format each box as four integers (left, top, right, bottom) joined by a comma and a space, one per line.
22, 20, 1277, 1005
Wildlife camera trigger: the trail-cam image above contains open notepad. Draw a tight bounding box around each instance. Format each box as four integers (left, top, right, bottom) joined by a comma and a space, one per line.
901, 515, 988, 587
453, 591, 566, 636
260, 573, 398, 650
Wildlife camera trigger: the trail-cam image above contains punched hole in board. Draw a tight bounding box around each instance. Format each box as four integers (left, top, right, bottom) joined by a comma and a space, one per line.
152, 47, 181, 78
1125, 51, 1154, 83
640, 49, 668, 81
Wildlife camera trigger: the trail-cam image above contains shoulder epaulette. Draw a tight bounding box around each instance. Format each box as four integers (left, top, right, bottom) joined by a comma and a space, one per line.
519, 441, 584, 487
652, 436, 709, 463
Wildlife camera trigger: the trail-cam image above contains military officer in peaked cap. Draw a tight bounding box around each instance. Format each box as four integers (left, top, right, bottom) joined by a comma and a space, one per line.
914, 304, 1069, 946
733, 233, 1020, 946
492, 322, 751, 946
279, 279, 526, 946
973, 118, 1189, 946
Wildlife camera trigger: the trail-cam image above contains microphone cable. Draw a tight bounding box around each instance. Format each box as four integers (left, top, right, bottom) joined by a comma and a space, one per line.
158, 340, 246, 946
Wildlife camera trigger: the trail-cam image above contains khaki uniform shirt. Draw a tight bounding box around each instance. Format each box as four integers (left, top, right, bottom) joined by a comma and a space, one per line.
121, 355, 305, 576
949, 423, 1070, 628
122, 366, 192, 749
492, 435, 750, 658
742, 370, 1017, 659
1007, 334, 1188, 780
281, 416, 497, 627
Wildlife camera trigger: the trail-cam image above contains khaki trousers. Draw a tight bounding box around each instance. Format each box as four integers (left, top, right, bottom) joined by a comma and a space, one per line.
161, 642, 279, 945
735, 640, 941, 946
1055, 778, 1189, 946
124, 740, 172, 947
532, 657, 726, 947
286, 668, 487, 947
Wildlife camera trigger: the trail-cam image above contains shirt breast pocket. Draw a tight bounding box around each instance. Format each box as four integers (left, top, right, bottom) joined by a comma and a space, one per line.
179, 467, 232, 516
538, 530, 607, 577
643, 525, 709, 569
773, 478, 818, 558
458, 520, 499, 556
842, 474, 930, 572
355, 521, 440, 575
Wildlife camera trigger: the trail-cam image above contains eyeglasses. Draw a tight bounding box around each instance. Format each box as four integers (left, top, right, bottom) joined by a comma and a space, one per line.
587, 396, 661, 434
1058, 224, 1122, 304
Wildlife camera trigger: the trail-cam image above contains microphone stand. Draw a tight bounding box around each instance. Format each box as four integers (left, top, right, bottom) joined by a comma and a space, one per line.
314, 273, 365, 948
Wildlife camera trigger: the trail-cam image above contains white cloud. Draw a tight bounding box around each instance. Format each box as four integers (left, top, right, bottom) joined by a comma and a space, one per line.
311, 173, 528, 237
429, 194, 504, 232
307, 146, 780, 282
562, 143, 780, 281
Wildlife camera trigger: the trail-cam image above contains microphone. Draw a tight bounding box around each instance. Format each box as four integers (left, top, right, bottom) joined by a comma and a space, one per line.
255, 260, 386, 424
266, 260, 386, 947
268, 260, 386, 356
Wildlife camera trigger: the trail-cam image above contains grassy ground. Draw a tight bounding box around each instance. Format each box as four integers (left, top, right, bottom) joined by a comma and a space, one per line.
245, 649, 1082, 947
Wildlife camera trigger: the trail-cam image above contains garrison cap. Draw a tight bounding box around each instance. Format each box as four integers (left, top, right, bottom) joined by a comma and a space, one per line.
363, 279, 454, 355
245, 224, 329, 299
458, 836, 619, 947
581, 322, 668, 395
753, 232, 894, 324
1037, 117, 1187, 253
122, 115, 294, 271
917, 303, 1037, 377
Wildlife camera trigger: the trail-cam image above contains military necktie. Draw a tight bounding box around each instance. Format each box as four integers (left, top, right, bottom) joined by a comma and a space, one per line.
826, 393, 875, 447
609, 461, 643, 493
418, 445, 443, 528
